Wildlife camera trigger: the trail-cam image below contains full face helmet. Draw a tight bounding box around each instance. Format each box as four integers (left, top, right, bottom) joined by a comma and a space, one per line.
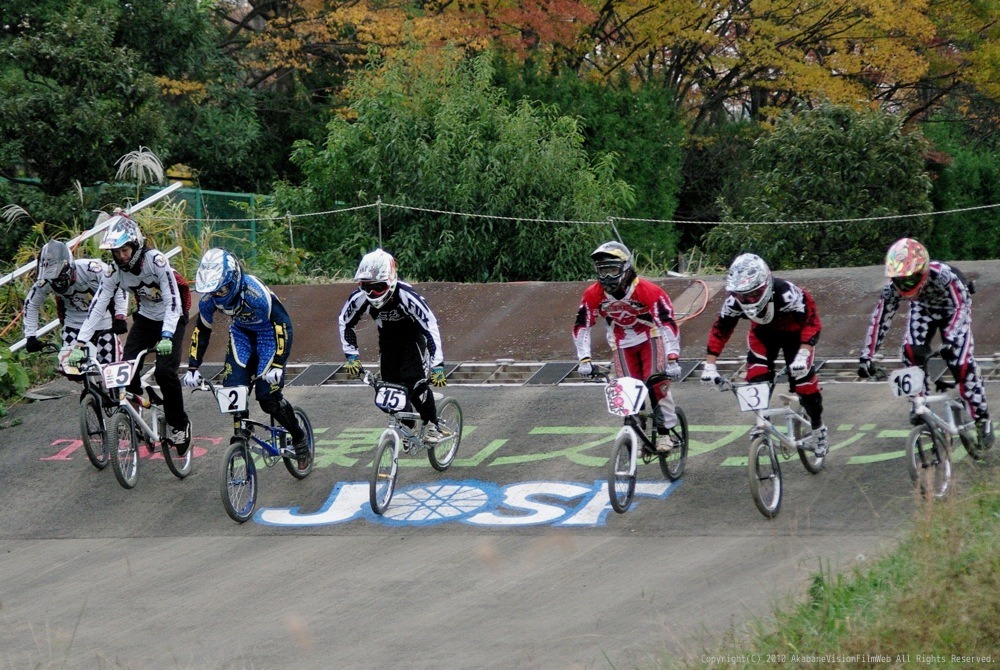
591, 241, 633, 294
354, 248, 398, 309
726, 253, 774, 322
195, 248, 243, 311
884, 238, 930, 298
99, 214, 145, 271
38, 240, 75, 292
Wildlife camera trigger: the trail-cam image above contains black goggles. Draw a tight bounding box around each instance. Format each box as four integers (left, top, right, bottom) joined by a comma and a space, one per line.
360, 281, 389, 298
733, 284, 768, 305
595, 262, 624, 279
891, 275, 923, 292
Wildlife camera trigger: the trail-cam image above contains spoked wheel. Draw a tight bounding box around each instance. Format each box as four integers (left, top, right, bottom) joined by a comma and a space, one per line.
108, 411, 139, 489
794, 418, 825, 474
906, 424, 952, 500
79, 392, 109, 470
658, 406, 688, 482
162, 416, 193, 479
283, 407, 315, 479
221, 438, 257, 523
748, 436, 782, 518
370, 431, 400, 515
607, 428, 637, 514
427, 397, 463, 472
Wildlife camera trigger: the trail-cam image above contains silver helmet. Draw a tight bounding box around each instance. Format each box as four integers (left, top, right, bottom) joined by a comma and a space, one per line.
726, 253, 773, 321
38, 240, 74, 292
590, 241, 633, 294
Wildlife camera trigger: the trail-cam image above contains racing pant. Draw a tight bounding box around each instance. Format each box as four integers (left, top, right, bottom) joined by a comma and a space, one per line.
124, 313, 190, 433
380, 338, 438, 425
611, 336, 676, 430
746, 328, 823, 429
61, 325, 121, 382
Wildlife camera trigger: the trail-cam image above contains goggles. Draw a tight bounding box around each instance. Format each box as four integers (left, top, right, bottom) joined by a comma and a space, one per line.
891, 274, 923, 293
733, 284, 768, 305
360, 281, 390, 299
595, 261, 624, 279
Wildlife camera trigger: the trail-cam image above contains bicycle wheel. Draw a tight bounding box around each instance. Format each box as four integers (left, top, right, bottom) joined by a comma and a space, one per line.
79, 392, 109, 470
220, 438, 257, 523
794, 415, 825, 474
748, 435, 782, 518
162, 414, 193, 479
905, 424, 952, 500
658, 406, 688, 481
283, 407, 315, 479
107, 411, 139, 489
427, 397, 463, 471
607, 427, 637, 514
370, 430, 400, 515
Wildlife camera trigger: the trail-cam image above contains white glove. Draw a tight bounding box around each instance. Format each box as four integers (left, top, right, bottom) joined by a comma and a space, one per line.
700, 362, 720, 384
790, 348, 811, 379
663, 360, 682, 381
183, 369, 203, 388
262, 367, 284, 385
578, 358, 593, 377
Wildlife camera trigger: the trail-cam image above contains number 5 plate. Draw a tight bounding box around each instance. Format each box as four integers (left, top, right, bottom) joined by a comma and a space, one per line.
215, 385, 249, 413
102, 361, 135, 389
736, 383, 771, 412
889, 367, 924, 398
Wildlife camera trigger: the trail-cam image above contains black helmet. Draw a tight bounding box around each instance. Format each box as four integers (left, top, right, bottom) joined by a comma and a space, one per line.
38, 240, 74, 292
591, 241, 633, 294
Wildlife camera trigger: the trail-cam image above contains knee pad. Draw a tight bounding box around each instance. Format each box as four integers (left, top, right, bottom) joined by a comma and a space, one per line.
258, 395, 283, 416
645, 373, 670, 401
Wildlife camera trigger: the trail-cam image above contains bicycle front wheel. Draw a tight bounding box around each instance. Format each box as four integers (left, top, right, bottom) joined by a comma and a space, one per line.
607, 427, 637, 514
658, 406, 688, 482
428, 397, 462, 471
283, 407, 315, 479
370, 431, 399, 515
108, 411, 139, 489
748, 436, 782, 518
905, 424, 952, 500
220, 438, 257, 523
79, 392, 109, 470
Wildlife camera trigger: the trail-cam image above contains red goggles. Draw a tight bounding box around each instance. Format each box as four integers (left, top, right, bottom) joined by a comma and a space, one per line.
360, 281, 389, 298
733, 284, 768, 305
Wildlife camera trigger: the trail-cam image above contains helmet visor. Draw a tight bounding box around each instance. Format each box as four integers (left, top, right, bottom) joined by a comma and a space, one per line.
360, 281, 389, 300
733, 284, 769, 306
891, 274, 923, 293
595, 261, 624, 280
214, 281, 233, 299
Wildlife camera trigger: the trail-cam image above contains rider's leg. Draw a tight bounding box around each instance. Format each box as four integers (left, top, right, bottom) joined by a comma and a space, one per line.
152, 314, 190, 437
122, 314, 159, 398
940, 313, 992, 446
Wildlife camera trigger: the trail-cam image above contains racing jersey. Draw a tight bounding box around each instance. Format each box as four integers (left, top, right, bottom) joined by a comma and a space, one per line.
707, 277, 821, 356
23, 258, 126, 335
573, 278, 680, 360
188, 275, 293, 368
339, 282, 444, 367
860, 261, 972, 361
77, 248, 189, 344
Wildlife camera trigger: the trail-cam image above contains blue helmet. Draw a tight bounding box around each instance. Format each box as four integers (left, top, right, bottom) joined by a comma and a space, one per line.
195, 248, 242, 310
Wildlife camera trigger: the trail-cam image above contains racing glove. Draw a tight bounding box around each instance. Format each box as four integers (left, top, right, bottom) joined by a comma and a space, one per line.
67, 347, 85, 366
663, 360, 683, 381
790, 348, 811, 379
155, 337, 173, 356
858, 359, 878, 378
262, 367, 283, 385
577, 358, 594, 377
430, 366, 447, 387
25, 336, 43, 353
112, 315, 128, 335
700, 362, 721, 384
183, 369, 203, 388
343, 355, 362, 379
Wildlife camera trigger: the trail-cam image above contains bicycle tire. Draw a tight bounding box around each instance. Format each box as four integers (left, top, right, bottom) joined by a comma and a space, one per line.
607, 427, 637, 514
748, 435, 782, 518
427, 397, 462, 471
79, 392, 109, 470
370, 430, 399, 515
108, 411, 139, 489
283, 407, 315, 479
793, 416, 825, 474
658, 406, 688, 481
221, 438, 257, 523
905, 423, 952, 500
162, 414, 193, 479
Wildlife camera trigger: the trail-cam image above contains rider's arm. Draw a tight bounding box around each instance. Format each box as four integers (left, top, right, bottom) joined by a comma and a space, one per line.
800, 289, 821, 347
266, 288, 294, 368
21, 280, 51, 337
75, 270, 118, 345
338, 289, 369, 359
150, 250, 183, 338
187, 298, 216, 369
860, 283, 899, 361
397, 283, 445, 367
706, 297, 742, 357
648, 283, 680, 359
572, 284, 602, 361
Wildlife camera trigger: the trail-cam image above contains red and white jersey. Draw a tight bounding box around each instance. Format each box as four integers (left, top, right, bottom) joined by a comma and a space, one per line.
573, 278, 680, 359
707, 277, 821, 356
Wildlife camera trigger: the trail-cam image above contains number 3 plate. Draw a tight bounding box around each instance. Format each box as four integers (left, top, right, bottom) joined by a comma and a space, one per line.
735, 382, 771, 412
215, 386, 249, 413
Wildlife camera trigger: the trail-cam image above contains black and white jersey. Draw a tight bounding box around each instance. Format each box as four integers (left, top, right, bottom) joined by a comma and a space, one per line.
23, 258, 126, 335
338, 282, 444, 367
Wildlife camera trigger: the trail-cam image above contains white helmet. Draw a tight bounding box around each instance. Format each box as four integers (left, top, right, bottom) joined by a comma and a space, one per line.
195, 248, 243, 310
99, 214, 145, 271
726, 253, 773, 322
354, 248, 398, 308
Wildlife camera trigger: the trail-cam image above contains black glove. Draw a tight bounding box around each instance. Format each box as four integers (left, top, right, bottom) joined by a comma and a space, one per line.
25, 336, 43, 353
858, 359, 877, 378
112, 316, 128, 335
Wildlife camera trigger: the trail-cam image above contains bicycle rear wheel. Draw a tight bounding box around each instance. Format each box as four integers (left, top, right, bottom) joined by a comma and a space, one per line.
221, 438, 257, 523
905, 424, 952, 500
108, 411, 139, 489
607, 428, 637, 513
794, 417, 825, 474
428, 397, 462, 471
162, 414, 193, 479
748, 436, 782, 518
370, 431, 399, 515
658, 406, 688, 481
283, 407, 315, 478
79, 392, 109, 470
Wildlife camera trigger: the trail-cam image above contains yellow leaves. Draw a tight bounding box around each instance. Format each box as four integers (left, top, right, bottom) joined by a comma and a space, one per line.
155, 77, 208, 102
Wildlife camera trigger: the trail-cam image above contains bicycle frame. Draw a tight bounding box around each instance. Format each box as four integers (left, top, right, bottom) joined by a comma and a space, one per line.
719, 378, 815, 456
102, 350, 165, 445
207, 383, 295, 461
364, 371, 433, 453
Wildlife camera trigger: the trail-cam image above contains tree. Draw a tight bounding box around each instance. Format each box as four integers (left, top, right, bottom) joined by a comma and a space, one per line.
274, 49, 635, 281
705, 104, 934, 269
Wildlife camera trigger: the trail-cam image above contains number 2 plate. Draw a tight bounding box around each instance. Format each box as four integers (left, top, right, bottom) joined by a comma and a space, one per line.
889, 367, 924, 398
215, 386, 249, 413
735, 383, 771, 412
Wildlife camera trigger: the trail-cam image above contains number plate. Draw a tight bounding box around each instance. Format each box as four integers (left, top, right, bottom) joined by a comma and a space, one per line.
604, 377, 648, 417
374, 384, 409, 412
735, 382, 771, 412
215, 385, 249, 413
889, 367, 925, 398
102, 361, 135, 389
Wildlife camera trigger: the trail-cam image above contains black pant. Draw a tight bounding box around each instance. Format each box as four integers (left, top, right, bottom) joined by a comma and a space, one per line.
379, 340, 437, 424
124, 313, 189, 431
